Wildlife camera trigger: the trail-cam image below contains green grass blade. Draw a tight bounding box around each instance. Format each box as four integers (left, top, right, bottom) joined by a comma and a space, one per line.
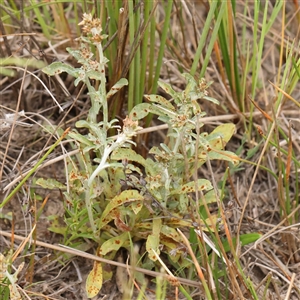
199, 1, 226, 78
127, 0, 135, 112
190, 1, 218, 76
30, 0, 51, 39
151, 0, 173, 93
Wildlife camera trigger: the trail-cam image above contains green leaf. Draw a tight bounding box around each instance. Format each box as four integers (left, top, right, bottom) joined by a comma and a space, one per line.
203, 189, 223, 204
0, 211, 12, 221
129, 103, 152, 120
85, 70, 103, 81
47, 216, 67, 235
0, 57, 46, 70
36, 178, 66, 190
68, 131, 93, 147
0, 68, 15, 76
179, 194, 188, 213
107, 78, 128, 99
157, 81, 178, 100
222, 233, 262, 252
202, 96, 220, 105
246, 141, 262, 159
42, 61, 79, 77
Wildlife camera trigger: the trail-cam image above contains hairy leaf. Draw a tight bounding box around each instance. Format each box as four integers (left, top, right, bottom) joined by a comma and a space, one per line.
144, 94, 175, 111
111, 148, 146, 166
129, 103, 152, 120
42, 61, 79, 77
36, 178, 66, 190
158, 81, 178, 101
170, 179, 212, 195
107, 78, 128, 99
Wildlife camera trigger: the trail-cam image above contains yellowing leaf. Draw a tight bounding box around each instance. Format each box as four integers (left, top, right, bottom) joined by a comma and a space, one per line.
98, 190, 144, 229
86, 261, 103, 298
111, 148, 146, 166
146, 235, 160, 261
208, 150, 239, 165
36, 178, 66, 190
146, 219, 162, 261
131, 201, 144, 214
9, 284, 21, 300
207, 123, 236, 149
161, 225, 181, 240
170, 179, 212, 195
144, 94, 175, 111
203, 189, 223, 204
0, 253, 8, 280
165, 218, 193, 228
99, 232, 128, 256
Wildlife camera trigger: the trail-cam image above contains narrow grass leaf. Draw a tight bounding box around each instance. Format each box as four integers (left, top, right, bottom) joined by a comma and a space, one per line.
190, 1, 218, 76
151, 0, 173, 93
1, 128, 70, 208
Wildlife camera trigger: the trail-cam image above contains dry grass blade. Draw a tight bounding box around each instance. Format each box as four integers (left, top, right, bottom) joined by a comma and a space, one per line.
11, 224, 36, 262
284, 273, 296, 300
0, 65, 24, 183
177, 229, 210, 298
0, 230, 201, 289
